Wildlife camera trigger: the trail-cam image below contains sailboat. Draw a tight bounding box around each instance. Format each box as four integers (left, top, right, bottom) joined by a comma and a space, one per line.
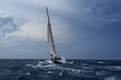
46, 7, 66, 64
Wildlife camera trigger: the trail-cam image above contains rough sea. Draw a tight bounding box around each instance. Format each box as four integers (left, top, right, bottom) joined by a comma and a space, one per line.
0, 59, 121, 80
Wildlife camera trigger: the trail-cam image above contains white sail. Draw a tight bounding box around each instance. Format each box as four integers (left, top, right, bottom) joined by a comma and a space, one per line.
46, 7, 66, 64
46, 7, 56, 59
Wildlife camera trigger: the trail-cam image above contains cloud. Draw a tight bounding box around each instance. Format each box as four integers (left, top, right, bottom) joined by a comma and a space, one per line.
0, 11, 16, 35
0, 0, 74, 42
6, 17, 72, 43
0, 11, 26, 34
70, 0, 121, 26
0, 0, 121, 59
0, 11, 27, 47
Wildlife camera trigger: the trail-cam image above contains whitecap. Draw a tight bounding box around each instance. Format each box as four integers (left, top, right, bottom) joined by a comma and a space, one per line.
27, 72, 30, 75
95, 71, 107, 77
57, 66, 81, 75
44, 60, 52, 64
26, 64, 34, 67
41, 64, 56, 68
105, 76, 116, 80
32, 64, 42, 68
81, 63, 87, 66
68, 61, 74, 64
47, 71, 54, 74
59, 72, 62, 76
98, 61, 104, 64
38, 61, 43, 64
71, 69, 81, 75
39, 76, 49, 78
104, 66, 121, 71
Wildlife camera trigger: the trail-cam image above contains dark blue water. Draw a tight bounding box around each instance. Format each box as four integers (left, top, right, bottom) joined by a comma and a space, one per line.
0, 59, 121, 80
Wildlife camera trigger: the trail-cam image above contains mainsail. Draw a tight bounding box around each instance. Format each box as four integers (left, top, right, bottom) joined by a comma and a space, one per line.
46, 7, 56, 59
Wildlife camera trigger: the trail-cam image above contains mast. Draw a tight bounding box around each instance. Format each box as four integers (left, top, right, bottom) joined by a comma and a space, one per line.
46, 7, 57, 58
46, 7, 50, 26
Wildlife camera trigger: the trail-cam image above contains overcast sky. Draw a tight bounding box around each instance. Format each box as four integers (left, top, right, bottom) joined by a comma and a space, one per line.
0, 0, 121, 59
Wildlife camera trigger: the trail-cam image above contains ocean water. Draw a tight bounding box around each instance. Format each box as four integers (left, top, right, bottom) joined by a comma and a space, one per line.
0, 59, 121, 80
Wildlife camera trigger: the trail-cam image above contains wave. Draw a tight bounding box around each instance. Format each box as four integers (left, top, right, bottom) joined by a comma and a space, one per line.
68, 61, 74, 64
104, 76, 121, 80
104, 66, 121, 71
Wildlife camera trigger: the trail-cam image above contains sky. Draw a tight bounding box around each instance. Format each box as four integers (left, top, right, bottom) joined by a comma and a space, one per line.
0, 0, 121, 59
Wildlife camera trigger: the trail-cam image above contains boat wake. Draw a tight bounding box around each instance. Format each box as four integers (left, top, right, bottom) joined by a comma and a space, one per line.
26, 59, 80, 76
25, 59, 121, 80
